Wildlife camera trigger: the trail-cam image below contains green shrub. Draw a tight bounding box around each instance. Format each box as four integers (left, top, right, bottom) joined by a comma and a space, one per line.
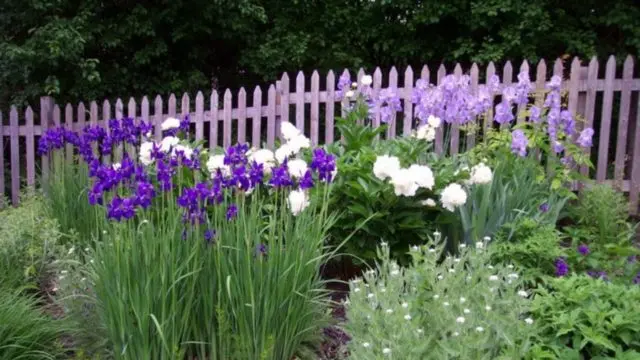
491, 218, 566, 285
0, 192, 61, 291
566, 184, 635, 246
344, 236, 539, 359
0, 291, 70, 360
531, 276, 640, 358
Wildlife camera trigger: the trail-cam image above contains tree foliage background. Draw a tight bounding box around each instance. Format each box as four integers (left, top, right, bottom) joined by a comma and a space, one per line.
0, 0, 638, 107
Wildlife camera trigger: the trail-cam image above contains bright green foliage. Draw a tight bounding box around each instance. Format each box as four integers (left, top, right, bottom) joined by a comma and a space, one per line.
459, 154, 566, 245
344, 237, 539, 359
566, 184, 636, 246
491, 218, 565, 285
1, 0, 639, 106
531, 276, 640, 358
80, 187, 334, 359
44, 156, 106, 250
0, 291, 70, 360
0, 192, 61, 291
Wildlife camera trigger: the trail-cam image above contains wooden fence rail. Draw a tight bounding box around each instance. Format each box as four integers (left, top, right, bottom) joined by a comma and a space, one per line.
2, 55, 640, 214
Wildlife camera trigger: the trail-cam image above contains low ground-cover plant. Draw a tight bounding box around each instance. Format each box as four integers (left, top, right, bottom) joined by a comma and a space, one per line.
531, 275, 640, 358
0, 192, 61, 292
0, 291, 71, 360
344, 235, 540, 359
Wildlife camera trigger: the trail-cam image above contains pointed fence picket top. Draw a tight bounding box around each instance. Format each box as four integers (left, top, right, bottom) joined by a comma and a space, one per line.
403, 65, 414, 136
65, 103, 74, 164
340, 69, 351, 118
325, 70, 336, 144
77, 102, 86, 130
181, 93, 190, 119
25, 107, 35, 187
613, 56, 635, 190
516, 60, 530, 124
387, 66, 399, 139
295, 71, 305, 133
435, 64, 446, 154
154, 95, 163, 141
40, 97, 55, 186
267, 85, 277, 148
553, 58, 564, 77
468, 63, 479, 149
252, 86, 263, 147
10, 106, 20, 205
581, 57, 599, 177
420, 65, 430, 82
141, 96, 150, 128
534, 59, 547, 106
210, 91, 219, 150
237, 88, 247, 144
195, 92, 205, 142
223, 89, 232, 148
310, 71, 320, 145
483, 61, 496, 134
279, 72, 290, 139
596, 55, 616, 182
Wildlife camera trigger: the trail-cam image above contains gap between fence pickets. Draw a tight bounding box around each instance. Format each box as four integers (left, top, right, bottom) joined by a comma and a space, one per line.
2, 56, 640, 213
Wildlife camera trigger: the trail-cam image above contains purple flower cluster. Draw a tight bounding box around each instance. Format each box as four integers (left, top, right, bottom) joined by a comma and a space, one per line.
555, 257, 569, 277
336, 73, 352, 100
368, 88, 402, 124
310, 148, 337, 183
587, 270, 609, 281
511, 129, 528, 157
633, 272, 640, 285
577, 244, 590, 256
413, 75, 496, 126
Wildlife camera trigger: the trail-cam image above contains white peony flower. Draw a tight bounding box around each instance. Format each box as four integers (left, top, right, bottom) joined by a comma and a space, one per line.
275, 144, 295, 163
345, 90, 355, 98
427, 115, 442, 128
422, 198, 436, 207
161, 117, 180, 130
280, 122, 301, 141
408, 164, 435, 189
287, 134, 311, 154
249, 149, 276, 173
206, 155, 230, 176
139, 141, 155, 166
469, 163, 493, 184
160, 136, 179, 153
373, 155, 401, 180
287, 159, 308, 178
440, 183, 467, 211
361, 75, 373, 86
390, 169, 419, 196
288, 189, 310, 216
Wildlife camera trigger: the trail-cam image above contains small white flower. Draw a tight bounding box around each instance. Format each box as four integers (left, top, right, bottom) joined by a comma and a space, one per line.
475, 326, 485, 332
437, 275, 444, 280
67, 247, 75, 255
160, 136, 179, 152
421, 198, 437, 207
390, 269, 400, 276
459, 244, 467, 249
385, 309, 393, 314
454, 258, 461, 263
440, 183, 468, 211
60, 270, 68, 275
485, 305, 492, 311
456, 316, 465, 324
489, 275, 499, 281
507, 264, 514, 269
483, 236, 491, 242
354, 288, 361, 293
380, 241, 388, 247
525, 318, 534, 325
469, 163, 493, 185
443, 301, 450, 307
415, 124, 436, 141
428, 248, 436, 253
404, 314, 412, 320
345, 90, 355, 98
518, 290, 528, 297
361, 75, 373, 86
280, 122, 301, 141
90, 259, 95, 264
81, 277, 86, 282
448, 268, 455, 273
161, 117, 180, 130
489, 287, 496, 292
508, 279, 513, 284
410, 245, 419, 252
402, 302, 409, 309
351, 82, 358, 88
433, 231, 441, 237
84, 247, 89, 252
288, 189, 310, 216
487, 265, 494, 269
427, 115, 442, 128
287, 159, 308, 179
433, 294, 440, 299
363, 342, 371, 348
381, 288, 387, 293
111, 162, 121, 171
508, 273, 519, 279
206, 155, 230, 177
367, 293, 374, 299
463, 308, 470, 314
459, 297, 466, 303
417, 328, 424, 334
382, 348, 391, 355
475, 242, 484, 249
373, 155, 401, 180
453, 331, 460, 337
59, 276, 65, 280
